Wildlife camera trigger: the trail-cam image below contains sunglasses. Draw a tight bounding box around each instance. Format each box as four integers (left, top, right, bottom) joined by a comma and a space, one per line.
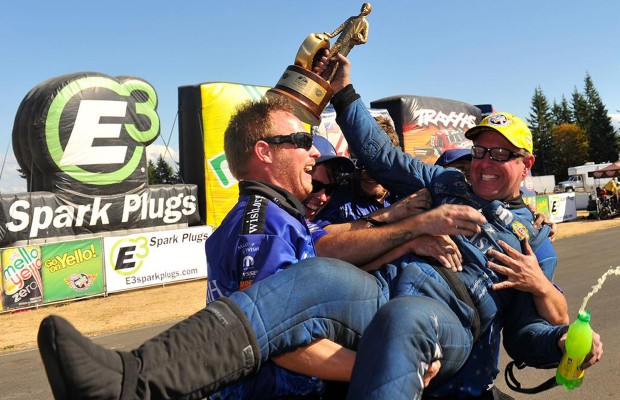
471, 145, 524, 162
311, 180, 338, 196
261, 132, 313, 151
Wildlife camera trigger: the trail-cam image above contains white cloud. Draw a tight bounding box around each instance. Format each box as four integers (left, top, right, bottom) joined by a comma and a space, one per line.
146, 144, 178, 167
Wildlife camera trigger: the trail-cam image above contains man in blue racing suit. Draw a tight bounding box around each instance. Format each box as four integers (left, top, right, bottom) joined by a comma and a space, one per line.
317, 53, 575, 398
205, 133, 355, 399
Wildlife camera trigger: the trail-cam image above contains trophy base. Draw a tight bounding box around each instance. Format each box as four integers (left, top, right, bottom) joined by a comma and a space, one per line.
266, 65, 334, 126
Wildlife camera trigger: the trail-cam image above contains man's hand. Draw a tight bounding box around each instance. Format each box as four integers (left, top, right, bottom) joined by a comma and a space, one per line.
487, 239, 568, 324
368, 188, 432, 224
408, 235, 462, 272
409, 204, 486, 238
533, 212, 557, 242
558, 330, 603, 371
313, 52, 350, 92
424, 360, 441, 388
487, 239, 547, 295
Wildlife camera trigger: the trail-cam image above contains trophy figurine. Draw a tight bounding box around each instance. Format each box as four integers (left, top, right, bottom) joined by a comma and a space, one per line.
267, 3, 371, 125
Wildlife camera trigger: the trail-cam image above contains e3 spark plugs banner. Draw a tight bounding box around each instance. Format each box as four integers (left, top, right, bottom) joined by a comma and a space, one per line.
1, 73, 200, 246
103, 225, 211, 293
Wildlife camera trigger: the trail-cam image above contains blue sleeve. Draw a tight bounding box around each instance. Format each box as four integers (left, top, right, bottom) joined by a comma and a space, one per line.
503, 233, 567, 368
501, 292, 568, 367
334, 96, 443, 197
307, 221, 329, 243
501, 239, 565, 367
208, 232, 299, 301
534, 238, 557, 280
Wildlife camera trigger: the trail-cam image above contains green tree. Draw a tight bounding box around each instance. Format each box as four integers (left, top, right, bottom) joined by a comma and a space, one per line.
148, 155, 180, 184
172, 161, 184, 184
551, 123, 589, 180
570, 88, 590, 131
147, 159, 157, 184
583, 73, 619, 163
528, 87, 555, 175
551, 96, 573, 125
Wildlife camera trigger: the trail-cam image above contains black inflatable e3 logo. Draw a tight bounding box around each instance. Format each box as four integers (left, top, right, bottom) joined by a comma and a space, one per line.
13, 73, 160, 193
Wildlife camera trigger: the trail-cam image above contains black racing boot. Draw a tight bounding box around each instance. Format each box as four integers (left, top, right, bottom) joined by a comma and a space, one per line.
38, 297, 261, 399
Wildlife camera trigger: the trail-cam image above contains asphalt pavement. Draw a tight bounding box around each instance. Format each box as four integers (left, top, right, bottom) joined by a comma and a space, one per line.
2, 227, 619, 399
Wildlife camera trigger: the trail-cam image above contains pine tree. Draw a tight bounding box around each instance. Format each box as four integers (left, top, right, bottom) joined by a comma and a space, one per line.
528, 87, 555, 175
570, 88, 590, 130
583, 73, 619, 163
551, 96, 573, 125
147, 159, 157, 184
148, 155, 180, 184
155, 155, 176, 184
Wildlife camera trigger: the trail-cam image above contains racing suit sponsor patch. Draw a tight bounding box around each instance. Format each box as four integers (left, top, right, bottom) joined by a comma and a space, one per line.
242, 195, 268, 234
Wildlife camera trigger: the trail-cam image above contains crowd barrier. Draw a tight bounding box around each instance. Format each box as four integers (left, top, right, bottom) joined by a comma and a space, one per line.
0, 225, 212, 313
535, 193, 578, 223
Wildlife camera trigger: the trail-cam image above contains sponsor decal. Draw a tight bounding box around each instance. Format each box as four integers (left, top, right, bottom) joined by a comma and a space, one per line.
2, 246, 43, 306
65, 273, 97, 291
109, 236, 149, 276
414, 109, 478, 130
44, 76, 159, 186
44, 244, 98, 273
487, 114, 510, 126
242, 196, 267, 234
511, 221, 530, 241
6, 193, 197, 238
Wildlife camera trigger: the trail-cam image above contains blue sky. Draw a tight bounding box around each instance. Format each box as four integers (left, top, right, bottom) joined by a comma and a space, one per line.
1, 0, 619, 193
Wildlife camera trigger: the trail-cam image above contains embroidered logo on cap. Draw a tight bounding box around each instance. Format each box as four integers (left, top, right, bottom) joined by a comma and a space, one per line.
487, 114, 511, 126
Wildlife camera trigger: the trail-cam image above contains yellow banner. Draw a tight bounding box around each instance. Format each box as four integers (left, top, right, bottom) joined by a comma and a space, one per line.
200, 83, 270, 226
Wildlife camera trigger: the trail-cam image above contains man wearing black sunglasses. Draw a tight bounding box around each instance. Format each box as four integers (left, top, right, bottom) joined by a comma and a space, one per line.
308, 53, 602, 399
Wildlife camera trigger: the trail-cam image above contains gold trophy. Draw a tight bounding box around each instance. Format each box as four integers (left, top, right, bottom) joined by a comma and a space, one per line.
267, 3, 371, 125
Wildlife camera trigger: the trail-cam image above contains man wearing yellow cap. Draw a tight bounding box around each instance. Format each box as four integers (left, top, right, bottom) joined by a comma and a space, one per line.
314, 53, 602, 399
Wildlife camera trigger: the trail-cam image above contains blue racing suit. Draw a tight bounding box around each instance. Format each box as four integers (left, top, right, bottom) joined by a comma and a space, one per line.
328, 85, 566, 398
206, 180, 327, 399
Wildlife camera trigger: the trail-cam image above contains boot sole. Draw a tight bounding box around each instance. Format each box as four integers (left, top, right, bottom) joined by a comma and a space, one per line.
38, 316, 70, 399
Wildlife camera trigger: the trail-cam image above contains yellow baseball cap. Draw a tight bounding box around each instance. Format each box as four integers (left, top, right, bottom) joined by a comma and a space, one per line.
464, 112, 533, 154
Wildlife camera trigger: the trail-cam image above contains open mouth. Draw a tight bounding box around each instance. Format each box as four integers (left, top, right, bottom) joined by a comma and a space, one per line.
481, 174, 499, 181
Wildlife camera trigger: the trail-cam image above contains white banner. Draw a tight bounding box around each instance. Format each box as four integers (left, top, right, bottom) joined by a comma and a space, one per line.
103, 226, 212, 293
548, 193, 577, 223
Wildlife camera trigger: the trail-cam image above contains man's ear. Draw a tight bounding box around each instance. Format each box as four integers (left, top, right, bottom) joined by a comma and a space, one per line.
522, 154, 535, 176
254, 140, 274, 164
